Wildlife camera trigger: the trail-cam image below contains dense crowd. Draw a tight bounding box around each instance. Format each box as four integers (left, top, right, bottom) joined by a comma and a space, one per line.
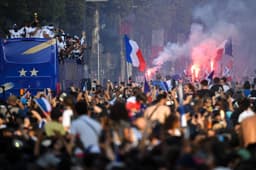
7, 18, 87, 64
0, 76, 256, 170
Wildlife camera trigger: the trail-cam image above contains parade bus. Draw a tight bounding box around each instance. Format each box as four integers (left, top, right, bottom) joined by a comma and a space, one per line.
0, 38, 59, 98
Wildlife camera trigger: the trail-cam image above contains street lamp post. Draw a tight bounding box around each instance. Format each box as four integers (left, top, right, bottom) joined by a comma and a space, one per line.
86, 0, 108, 83
97, 27, 100, 81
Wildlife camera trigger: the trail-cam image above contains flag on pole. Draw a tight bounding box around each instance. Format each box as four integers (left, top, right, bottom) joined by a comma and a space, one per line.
215, 41, 226, 61
206, 70, 214, 85
222, 66, 231, 77
225, 38, 232, 56
215, 38, 233, 62
144, 77, 150, 94
33, 97, 52, 117
124, 35, 146, 72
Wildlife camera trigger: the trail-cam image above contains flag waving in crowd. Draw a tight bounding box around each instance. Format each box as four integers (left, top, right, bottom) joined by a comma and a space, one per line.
224, 38, 232, 57
215, 38, 233, 62
206, 70, 215, 85
124, 35, 146, 72
144, 76, 150, 94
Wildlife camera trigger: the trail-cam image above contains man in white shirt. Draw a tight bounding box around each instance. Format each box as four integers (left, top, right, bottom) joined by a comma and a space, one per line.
28, 22, 42, 38
9, 24, 22, 38
238, 98, 255, 123
40, 25, 55, 38
62, 96, 74, 132
19, 22, 31, 38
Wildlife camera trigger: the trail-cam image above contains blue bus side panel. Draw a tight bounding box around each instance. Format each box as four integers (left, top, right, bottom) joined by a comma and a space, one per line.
0, 38, 58, 96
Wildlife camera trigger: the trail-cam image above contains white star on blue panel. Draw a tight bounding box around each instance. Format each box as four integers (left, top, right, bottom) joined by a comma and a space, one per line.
30, 68, 39, 76
18, 68, 27, 77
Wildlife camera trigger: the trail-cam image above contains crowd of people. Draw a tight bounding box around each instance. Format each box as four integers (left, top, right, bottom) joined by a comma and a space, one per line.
0, 76, 256, 170
7, 16, 87, 64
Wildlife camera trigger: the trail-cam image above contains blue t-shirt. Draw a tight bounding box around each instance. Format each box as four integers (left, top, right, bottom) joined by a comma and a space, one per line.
243, 89, 251, 97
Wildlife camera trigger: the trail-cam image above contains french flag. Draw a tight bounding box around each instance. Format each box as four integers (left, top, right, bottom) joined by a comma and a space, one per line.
215, 38, 233, 62
34, 97, 52, 117
124, 35, 146, 72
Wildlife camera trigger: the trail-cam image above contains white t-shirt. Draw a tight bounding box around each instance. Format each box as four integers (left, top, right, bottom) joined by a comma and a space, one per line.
62, 109, 73, 128
26, 27, 34, 37
19, 26, 30, 38
238, 108, 254, 123
80, 36, 86, 45
223, 84, 230, 93
9, 29, 21, 38
40, 27, 55, 38
29, 27, 42, 38
57, 40, 65, 52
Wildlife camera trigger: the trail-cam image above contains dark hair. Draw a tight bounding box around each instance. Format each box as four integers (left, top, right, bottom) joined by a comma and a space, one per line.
213, 77, 221, 84
164, 114, 179, 130
200, 79, 209, 86
221, 77, 227, 83
238, 97, 251, 111
156, 93, 167, 102
109, 101, 129, 122
132, 87, 141, 96
51, 104, 64, 120
136, 92, 147, 103
212, 109, 221, 118
185, 83, 195, 93
243, 81, 251, 89
63, 95, 74, 107
75, 101, 88, 115
225, 88, 234, 97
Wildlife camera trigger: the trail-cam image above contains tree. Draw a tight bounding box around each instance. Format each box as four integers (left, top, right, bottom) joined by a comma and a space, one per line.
0, 0, 86, 37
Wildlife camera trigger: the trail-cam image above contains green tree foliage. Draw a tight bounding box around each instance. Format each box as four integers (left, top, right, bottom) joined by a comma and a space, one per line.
0, 0, 85, 37
0, 0, 30, 36
26, 0, 65, 25
61, 0, 85, 36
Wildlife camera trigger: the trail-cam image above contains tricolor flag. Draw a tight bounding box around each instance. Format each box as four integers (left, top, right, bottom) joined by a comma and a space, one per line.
215, 38, 233, 62
124, 35, 146, 72
34, 97, 52, 117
